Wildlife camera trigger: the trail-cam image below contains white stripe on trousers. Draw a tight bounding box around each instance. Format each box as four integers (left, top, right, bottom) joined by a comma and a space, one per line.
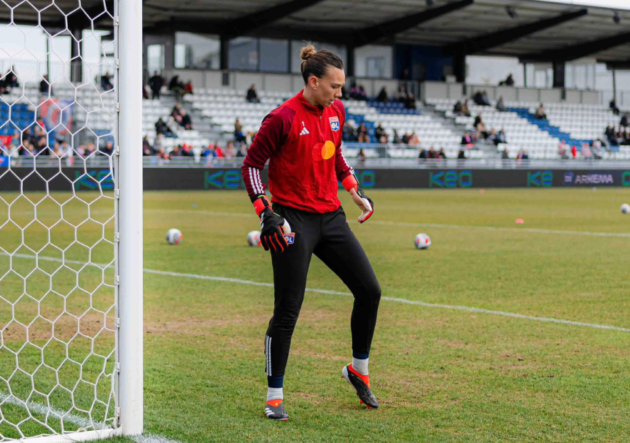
265, 335, 272, 376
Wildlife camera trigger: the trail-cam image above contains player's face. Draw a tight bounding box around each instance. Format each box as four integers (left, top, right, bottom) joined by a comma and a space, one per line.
314, 67, 345, 107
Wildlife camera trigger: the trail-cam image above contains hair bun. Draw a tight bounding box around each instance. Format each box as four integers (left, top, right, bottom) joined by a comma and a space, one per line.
300, 45, 316, 61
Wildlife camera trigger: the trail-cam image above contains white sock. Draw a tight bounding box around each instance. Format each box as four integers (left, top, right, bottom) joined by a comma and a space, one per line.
352, 357, 369, 375
267, 387, 283, 402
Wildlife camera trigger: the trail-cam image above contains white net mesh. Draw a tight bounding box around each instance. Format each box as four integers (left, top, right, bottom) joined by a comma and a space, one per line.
0, 0, 119, 439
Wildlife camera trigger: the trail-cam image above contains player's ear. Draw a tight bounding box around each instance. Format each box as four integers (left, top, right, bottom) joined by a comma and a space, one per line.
308, 75, 318, 90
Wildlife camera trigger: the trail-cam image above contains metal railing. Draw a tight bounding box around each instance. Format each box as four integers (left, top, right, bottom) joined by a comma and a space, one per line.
6, 156, 630, 170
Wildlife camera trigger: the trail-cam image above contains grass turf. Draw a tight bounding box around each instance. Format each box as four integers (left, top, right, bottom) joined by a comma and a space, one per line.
2, 188, 630, 442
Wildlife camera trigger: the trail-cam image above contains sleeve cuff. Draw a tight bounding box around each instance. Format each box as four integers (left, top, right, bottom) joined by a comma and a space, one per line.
253, 195, 271, 217
342, 174, 358, 192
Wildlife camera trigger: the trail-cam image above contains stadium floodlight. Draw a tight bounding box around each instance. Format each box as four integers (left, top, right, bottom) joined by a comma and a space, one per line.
0, 0, 143, 440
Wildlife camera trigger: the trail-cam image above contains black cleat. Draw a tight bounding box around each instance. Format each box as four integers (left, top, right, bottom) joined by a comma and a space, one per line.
342, 364, 379, 409
265, 399, 289, 421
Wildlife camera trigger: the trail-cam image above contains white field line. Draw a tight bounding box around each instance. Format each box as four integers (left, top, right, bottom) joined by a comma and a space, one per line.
145, 209, 630, 238
0, 392, 183, 443
143, 269, 630, 333
4, 252, 630, 333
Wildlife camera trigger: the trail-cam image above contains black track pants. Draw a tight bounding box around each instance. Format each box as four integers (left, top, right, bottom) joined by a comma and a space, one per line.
264, 203, 381, 379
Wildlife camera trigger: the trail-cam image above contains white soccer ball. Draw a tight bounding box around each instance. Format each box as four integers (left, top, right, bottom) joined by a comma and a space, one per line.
414, 233, 431, 249
621, 204, 630, 214
166, 228, 183, 245
247, 230, 262, 247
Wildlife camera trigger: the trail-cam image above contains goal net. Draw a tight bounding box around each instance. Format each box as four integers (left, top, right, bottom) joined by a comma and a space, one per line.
0, 0, 142, 440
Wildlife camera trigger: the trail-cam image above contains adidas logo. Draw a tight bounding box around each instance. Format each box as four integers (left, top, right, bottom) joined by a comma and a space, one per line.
300, 122, 309, 136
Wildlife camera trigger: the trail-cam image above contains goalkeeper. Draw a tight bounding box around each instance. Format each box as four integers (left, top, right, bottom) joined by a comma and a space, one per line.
241, 44, 381, 421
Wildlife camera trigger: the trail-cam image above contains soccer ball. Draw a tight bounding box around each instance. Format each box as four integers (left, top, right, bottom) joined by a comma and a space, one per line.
621, 204, 630, 214
414, 233, 431, 249
166, 228, 183, 245
247, 230, 262, 247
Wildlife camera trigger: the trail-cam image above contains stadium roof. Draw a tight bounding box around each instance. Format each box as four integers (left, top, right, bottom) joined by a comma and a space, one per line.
4, 0, 630, 65
141, 0, 630, 64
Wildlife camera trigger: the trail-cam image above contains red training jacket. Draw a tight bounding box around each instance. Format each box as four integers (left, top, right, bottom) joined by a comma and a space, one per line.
241, 90, 353, 213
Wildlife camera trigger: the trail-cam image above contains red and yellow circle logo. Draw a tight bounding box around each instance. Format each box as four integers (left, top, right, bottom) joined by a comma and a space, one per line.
312, 141, 336, 162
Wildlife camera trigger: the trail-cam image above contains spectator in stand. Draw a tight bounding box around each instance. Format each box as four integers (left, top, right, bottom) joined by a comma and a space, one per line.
402, 132, 411, 144
184, 81, 194, 95
457, 149, 467, 160
453, 100, 464, 115
605, 125, 617, 145
581, 142, 593, 160
225, 141, 236, 159
246, 84, 259, 103
558, 139, 568, 159
404, 93, 416, 110
170, 145, 182, 157
473, 90, 490, 106
427, 147, 438, 159
341, 85, 349, 100
235, 119, 246, 143
168, 75, 185, 100
408, 132, 420, 146
621, 113, 629, 128
214, 142, 224, 158
179, 109, 193, 130
461, 100, 471, 117
376, 87, 388, 103
392, 129, 402, 144
474, 114, 488, 139
610, 98, 620, 116
148, 71, 163, 100
501, 148, 510, 160
438, 148, 447, 159
342, 120, 356, 142
101, 72, 113, 91
357, 148, 367, 164
497, 128, 507, 144
39, 75, 52, 96
155, 117, 176, 138
375, 123, 387, 143
142, 135, 154, 156
488, 128, 499, 146
171, 103, 183, 119
356, 122, 370, 143
418, 148, 427, 160
85, 142, 96, 157
350, 83, 367, 101
153, 133, 165, 152
102, 141, 114, 156
517, 150, 529, 161
461, 131, 475, 148
535, 103, 547, 120
236, 144, 247, 157
5, 66, 18, 88
203, 144, 216, 158
496, 96, 506, 112
571, 145, 578, 159
499, 74, 514, 86
358, 85, 368, 101
592, 139, 603, 159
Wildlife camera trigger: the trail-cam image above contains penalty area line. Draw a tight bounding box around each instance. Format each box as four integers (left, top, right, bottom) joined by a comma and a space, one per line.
143, 269, 630, 334
4, 252, 629, 333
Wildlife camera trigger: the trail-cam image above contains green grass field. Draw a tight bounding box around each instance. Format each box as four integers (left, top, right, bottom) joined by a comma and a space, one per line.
2, 188, 630, 442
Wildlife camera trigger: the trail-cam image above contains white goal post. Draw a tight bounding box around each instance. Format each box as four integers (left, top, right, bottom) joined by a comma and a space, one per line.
0, 0, 143, 440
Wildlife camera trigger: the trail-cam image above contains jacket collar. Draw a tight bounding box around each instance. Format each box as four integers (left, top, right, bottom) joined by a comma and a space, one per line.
297, 90, 324, 117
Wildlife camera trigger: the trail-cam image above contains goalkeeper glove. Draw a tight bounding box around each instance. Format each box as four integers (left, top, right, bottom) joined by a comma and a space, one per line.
342, 174, 374, 223
253, 196, 291, 253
